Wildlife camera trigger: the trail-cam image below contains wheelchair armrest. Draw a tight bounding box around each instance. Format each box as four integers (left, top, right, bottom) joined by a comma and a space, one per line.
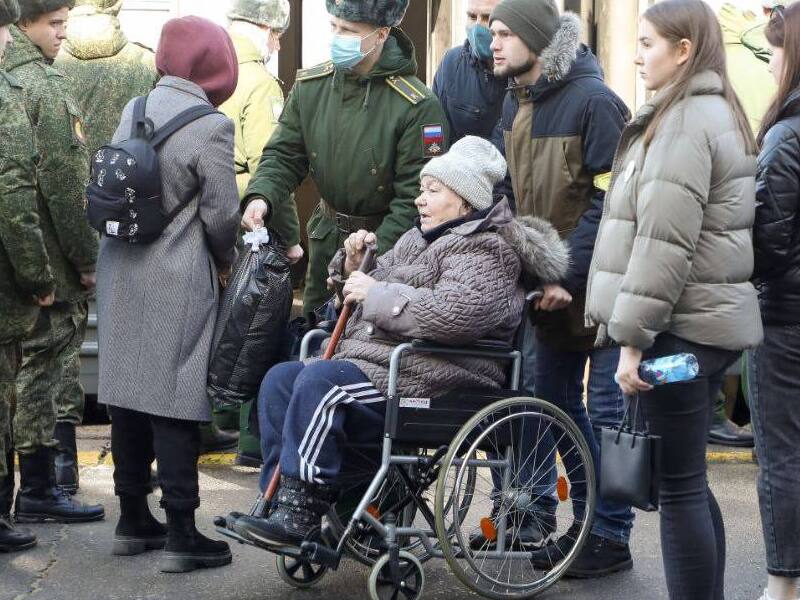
410, 339, 514, 353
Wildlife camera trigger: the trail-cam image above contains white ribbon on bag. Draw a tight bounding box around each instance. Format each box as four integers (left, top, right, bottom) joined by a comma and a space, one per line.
242, 227, 271, 252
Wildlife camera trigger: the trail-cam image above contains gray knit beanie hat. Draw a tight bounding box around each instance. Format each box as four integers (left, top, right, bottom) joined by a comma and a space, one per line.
0, 0, 20, 26
490, 0, 560, 56
420, 136, 507, 211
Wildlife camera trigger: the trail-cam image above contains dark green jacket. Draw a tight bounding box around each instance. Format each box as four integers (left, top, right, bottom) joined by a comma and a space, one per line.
0, 70, 54, 343
244, 29, 448, 311
56, 12, 158, 154
5, 27, 98, 304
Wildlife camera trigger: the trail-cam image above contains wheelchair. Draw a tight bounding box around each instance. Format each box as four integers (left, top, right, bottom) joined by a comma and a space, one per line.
216, 291, 596, 599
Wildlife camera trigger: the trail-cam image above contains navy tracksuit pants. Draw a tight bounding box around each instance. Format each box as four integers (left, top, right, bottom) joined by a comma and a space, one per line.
257, 360, 385, 491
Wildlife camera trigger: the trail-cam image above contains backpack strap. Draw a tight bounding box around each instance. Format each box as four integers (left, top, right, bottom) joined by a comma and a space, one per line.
149, 105, 220, 148
130, 96, 150, 139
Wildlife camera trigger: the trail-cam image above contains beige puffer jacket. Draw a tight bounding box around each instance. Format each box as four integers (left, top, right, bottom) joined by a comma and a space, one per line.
585, 71, 763, 351
328, 199, 569, 399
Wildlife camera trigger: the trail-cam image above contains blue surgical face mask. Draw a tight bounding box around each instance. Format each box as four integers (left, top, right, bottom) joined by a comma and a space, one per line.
330, 28, 379, 70
466, 23, 493, 62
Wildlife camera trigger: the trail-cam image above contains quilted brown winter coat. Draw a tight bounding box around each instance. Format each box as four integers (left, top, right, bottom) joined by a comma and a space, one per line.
327, 198, 569, 399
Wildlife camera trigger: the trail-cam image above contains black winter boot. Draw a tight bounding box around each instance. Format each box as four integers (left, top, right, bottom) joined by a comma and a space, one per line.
53, 422, 79, 495
161, 509, 232, 573
14, 447, 105, 523
234, 476, 335, 549
0, 452, 36, 553
199, 423, 239, 453
112, 496, 167, 556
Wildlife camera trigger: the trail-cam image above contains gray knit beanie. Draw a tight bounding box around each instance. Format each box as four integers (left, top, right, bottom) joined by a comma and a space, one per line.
0, 0, 20, 26
490, 0, 560, 56
420, 136, 507, 211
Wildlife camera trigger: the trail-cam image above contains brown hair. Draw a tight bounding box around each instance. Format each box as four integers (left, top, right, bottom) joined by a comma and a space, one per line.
641, 0, 757, 154
758, 4, 800, 146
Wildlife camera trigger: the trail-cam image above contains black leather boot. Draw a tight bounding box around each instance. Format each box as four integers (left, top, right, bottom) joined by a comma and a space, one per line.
112, 495, 167, 556
53, 422, 79, 495
234, 476, 335, 550
161, 509, 232, 573
199, 423, 239, 453
14, 447, 105, 523
0, 450, 36, 553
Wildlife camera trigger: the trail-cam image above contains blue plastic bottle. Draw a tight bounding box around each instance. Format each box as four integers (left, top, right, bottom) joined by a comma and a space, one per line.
639, 353, 699, 385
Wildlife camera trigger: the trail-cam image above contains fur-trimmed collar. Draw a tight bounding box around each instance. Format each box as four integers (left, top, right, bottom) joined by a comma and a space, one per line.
539, 12, 581, 82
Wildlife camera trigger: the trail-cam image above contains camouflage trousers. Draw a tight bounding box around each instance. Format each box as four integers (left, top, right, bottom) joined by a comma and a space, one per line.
14, 301, 88, 455
0, 342, 22, 478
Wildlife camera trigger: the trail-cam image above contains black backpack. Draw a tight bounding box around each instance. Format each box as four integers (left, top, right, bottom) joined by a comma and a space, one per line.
85, 95, 219, 244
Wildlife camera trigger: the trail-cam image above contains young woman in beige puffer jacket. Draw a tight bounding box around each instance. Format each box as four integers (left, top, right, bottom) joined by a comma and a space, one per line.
585, 1, 762, 599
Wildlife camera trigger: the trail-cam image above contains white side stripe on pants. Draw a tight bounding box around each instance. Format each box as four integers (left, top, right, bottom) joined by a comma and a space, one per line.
298, 382, 384, 484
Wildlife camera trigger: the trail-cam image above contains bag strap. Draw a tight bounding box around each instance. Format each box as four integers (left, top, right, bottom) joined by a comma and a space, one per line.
130, 96, 150, 139
149, 105, 220, 148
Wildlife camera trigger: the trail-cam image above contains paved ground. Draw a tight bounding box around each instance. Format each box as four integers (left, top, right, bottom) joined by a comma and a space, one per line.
1, 459, 766, 600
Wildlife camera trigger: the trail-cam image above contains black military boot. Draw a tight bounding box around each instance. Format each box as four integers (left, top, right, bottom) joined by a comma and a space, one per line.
0, 448, 36, 553
53, 422, 79, 495
112, 495, 167, 556
199, 423, 239, 453
563, 533, 633, 578
161, 509, 232, 573
14, 447, 105, 523
234, 476, 335, 549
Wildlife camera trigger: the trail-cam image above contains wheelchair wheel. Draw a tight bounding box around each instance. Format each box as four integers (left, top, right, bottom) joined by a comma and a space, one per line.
275, 554, 327, 589
367, 550, 425, 600
329, 445, 477, 566
435, 396, 596, 599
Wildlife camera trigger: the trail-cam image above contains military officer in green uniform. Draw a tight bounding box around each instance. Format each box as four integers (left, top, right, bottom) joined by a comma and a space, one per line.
56, 0, 158, 154
241, 0, 449, 314
0, 0, 53, 552
221, 0, 290, 199
4, 0, 104, 523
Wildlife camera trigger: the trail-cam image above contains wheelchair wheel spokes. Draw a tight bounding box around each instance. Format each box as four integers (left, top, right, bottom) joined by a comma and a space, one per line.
434, 397, 596, 599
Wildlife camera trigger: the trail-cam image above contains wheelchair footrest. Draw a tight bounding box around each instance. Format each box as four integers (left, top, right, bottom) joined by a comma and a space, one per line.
301, 541, 342, 570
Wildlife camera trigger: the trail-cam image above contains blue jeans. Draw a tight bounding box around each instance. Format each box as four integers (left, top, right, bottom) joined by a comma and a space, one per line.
748, 324, 800, 577
531, 338, 634, 544
256, 360, 385, 491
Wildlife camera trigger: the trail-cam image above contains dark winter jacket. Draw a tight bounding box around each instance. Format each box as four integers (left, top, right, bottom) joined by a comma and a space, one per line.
491, 14, 630, 351
432, 40, 507, 143
754, 90, 800, 325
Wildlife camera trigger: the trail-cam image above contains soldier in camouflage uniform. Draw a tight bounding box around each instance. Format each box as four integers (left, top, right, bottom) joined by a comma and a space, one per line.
4, 0, 103, 523
54, 0, 157, 487
56, 0, 157, 155
0, 0, 53, 551
241, 0, 449, 314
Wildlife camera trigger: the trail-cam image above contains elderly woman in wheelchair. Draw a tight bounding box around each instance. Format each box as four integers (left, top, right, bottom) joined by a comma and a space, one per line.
230, 137, 574, 586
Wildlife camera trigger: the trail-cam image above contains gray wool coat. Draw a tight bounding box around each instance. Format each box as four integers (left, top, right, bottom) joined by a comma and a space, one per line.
96, 76, 240, 422
327, 199, 570, 399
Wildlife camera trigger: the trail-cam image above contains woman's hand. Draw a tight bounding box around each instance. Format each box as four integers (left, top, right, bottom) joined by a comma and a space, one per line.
343, 271, 376, 305
615, 346, 653, 395
344, 230, 377, 276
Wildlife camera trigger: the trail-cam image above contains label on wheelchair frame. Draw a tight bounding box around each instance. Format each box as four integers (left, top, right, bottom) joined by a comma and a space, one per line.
399, 397, 431, 409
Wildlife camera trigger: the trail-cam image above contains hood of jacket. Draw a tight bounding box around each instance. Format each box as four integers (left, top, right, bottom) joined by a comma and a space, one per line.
63, 11, 127, 60
5, 25, 48, 70
450, 198, 570, 287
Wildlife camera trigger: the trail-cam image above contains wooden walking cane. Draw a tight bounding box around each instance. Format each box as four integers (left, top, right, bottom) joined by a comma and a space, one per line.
261, 243, 378, 504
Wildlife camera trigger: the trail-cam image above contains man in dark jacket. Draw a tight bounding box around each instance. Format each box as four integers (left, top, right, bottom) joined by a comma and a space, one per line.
432, 0, 507, 142
489, 0, 634, 577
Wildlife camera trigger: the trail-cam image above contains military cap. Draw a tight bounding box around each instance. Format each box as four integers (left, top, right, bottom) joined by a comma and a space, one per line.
19, 0, 75, 21
228, 0, 290, 31
0, 0, 21, 26
325, 0, 409, 27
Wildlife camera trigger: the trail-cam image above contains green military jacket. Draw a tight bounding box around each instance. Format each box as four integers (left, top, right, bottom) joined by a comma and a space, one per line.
5, 27, 98, 304
244, 28, 449, 311
56, 12, 158, 154
0, 70, 54, 343
220, 34, 285, 199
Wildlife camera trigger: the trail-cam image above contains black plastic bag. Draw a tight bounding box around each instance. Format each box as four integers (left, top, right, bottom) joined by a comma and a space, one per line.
207, 228, 292, 410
